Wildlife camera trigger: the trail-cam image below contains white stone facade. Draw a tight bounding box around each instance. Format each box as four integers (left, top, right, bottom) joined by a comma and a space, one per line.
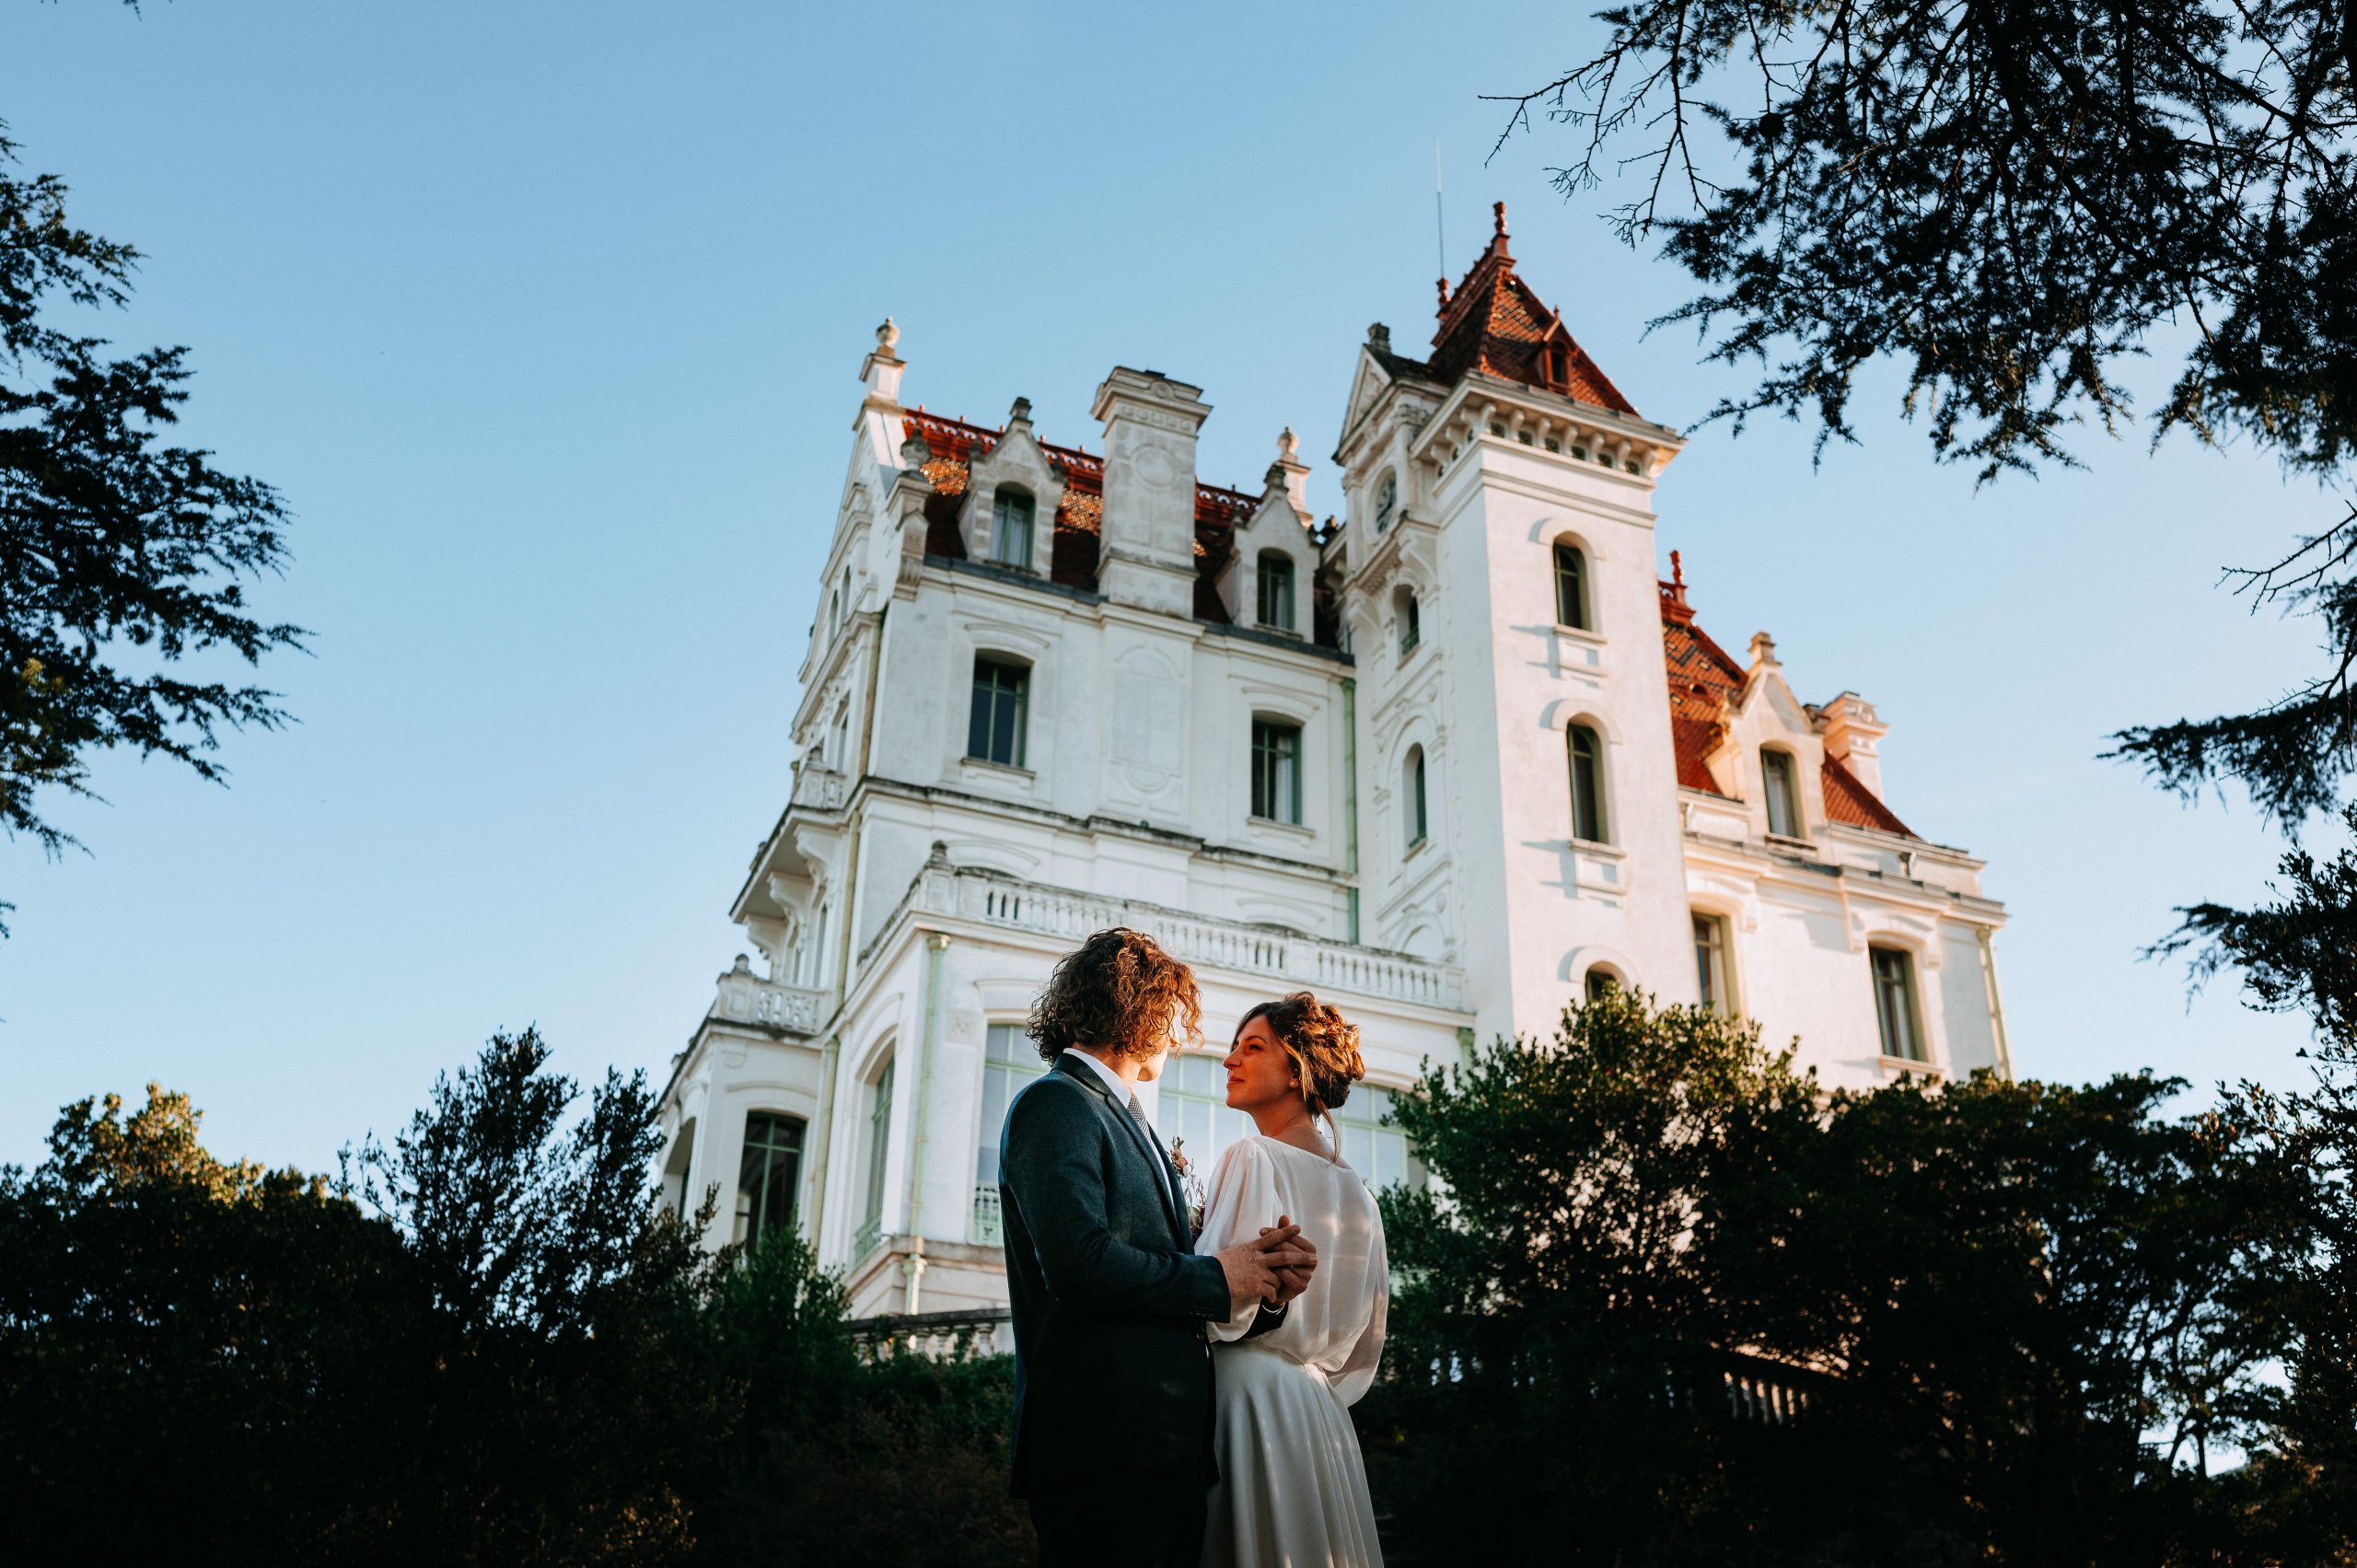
655, 217, 2013, 1317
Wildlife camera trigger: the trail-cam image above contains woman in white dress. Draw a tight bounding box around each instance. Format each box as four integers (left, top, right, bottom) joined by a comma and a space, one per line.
1192, 992, 1387, 1568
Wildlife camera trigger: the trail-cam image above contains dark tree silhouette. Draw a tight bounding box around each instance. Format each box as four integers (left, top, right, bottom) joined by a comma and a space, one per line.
1494, 0, 2356, 1016
0, 125, 302, 929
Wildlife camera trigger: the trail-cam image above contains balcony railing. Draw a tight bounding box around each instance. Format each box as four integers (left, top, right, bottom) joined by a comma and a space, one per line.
846, 1306, 1012, 1363
970, 1183, 1003, 1247
709, 961, 827, 1036
852, 1215, 883, 1261
871, 862, 1465, 1012
790, 764, 847, 811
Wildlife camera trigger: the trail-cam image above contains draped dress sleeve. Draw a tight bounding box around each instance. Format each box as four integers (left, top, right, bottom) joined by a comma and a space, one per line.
1324, 1191, 1388, 1407
1194, 1137, 1288, 1342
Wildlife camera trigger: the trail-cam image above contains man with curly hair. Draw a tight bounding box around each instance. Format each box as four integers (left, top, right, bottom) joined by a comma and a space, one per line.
1000, 926, 1318, 1567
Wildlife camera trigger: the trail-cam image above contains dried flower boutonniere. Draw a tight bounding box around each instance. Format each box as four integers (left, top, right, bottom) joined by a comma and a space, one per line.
1169, 1137, 1208, 1241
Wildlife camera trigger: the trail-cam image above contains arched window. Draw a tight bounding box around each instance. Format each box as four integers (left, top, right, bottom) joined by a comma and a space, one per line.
1761, 747, 1803, 838
1567, 723, 1607, 842
1552, 542, 1590, 630
973, 1023, 1047, 1244
830, 701, 851, 771
856, 1057, 895, 1258
968, 656, 1029, 768
991, 487, 1036, 568
1405, 745, 1429, 850
1374, 473, 1398, 533
734, 1110, 805, 1250
1584, 966, 1621, 1003
1396, 587, 1421, 656
1256, 552, 1296, 633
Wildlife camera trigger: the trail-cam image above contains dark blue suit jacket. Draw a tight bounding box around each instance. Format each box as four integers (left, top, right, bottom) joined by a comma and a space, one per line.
998, 1055, 1229, 1498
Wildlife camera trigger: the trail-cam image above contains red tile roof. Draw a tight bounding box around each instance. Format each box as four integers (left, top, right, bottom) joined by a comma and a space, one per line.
899, 408, 1260, 610
1658, 558, 1917, 839
1426, 203, 1640, 417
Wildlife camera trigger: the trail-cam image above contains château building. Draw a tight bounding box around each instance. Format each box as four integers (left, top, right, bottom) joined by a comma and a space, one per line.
655, 205, 2014, 1318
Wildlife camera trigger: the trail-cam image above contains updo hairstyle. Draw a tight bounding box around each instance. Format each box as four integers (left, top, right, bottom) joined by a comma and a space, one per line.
1236, 990, 1365, 1115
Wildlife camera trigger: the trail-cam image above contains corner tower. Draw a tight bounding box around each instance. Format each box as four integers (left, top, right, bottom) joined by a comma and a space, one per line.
1330, 203, 1691, 1049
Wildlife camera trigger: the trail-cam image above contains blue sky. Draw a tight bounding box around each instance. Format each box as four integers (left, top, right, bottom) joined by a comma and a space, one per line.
2, 1, 2341, 1176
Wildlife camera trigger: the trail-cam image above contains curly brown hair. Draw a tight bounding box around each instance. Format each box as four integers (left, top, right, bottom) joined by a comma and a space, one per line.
1235, 990, 1366, 1114
1027, 927, 1203, 1064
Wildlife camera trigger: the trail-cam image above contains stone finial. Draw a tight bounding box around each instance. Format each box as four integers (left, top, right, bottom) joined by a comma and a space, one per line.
1747, 630, 1781, 668
862, 317, 907, 402
1368, 322, 1392, 352
1008, 395, 1034, 428
1492, 200, 1508, 239
1278, 426, 1299, 461
1670, 550, 1685, 590
730, 953, 752, 974
925, 839, 951, 870
1435, 276, 1451, 308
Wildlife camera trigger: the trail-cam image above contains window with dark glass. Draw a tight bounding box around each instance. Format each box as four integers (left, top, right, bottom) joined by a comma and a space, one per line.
991, 488, 1036, 568
858, 1059, 894, 1252
734, 1110, 805, 1250
1251, 719, 1303, 825
1872, 947, 1924, 1062
1407, 746, 1428, 848
1399, 592, 1421, 656
1256, 552, 1295, 632
1762, 748, 1803, 838
968, 656, 1029, 768
1375, 473, 1397, 533
1694, 913, 1730, 1013
1568, 723, 1607, 842
1585, 968, 1620, 1003
1553, 542, 1589, 630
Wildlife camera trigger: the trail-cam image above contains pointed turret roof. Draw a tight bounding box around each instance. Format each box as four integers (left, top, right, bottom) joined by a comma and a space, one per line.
1428, 202, 1639, 417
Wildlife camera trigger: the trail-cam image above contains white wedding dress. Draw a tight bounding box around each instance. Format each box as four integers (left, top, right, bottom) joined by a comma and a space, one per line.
1194, 1133, 1388, 1568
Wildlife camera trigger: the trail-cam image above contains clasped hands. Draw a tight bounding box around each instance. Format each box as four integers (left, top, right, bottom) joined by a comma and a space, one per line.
1211, 1213, 1318, 1314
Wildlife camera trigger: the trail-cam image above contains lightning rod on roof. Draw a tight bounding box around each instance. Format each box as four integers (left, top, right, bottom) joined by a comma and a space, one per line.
1434, 137, 1446, 285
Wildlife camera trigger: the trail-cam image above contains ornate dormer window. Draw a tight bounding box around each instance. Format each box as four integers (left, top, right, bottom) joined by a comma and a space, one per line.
1256, 552, 1296, 633
1374, 472, 1397, 533
1761, 747, 1804, 838
991, 488, 1036, 569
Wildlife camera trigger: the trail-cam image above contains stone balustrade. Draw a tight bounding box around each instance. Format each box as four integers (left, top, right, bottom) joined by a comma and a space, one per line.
845, 1306, 1013, 1363
790, 764, 846, 811
709, 962, 827, 1035
910, 865, 1463, 1011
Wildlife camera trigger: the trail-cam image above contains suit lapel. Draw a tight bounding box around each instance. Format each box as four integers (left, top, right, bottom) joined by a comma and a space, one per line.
1054, 1057, 1188, 1238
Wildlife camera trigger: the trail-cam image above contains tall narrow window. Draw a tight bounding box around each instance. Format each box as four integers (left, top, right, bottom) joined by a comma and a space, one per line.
1872, 947, 1924, 1062
1694, 913, 1730, 1013
1406, 746, 1429, 849
1375, 473, 1398, 533
734, 1111, 806, 1250
1158, 1051, 1256, 1181
974, 1023, 1047, 1243
831, 702, 851, 772
1552, 542, 1590, 630
991, 488, 1036, 568
1567, 723, 1607, 842
1334, 1086, 1423, 1191
1251, 719, 1303, 825
857, 1059, 894, 1256
1256, 552, 1296, 632
968, 656, 1029, 768
1399, 591, 1421, 656
1762, 748, 1803, 838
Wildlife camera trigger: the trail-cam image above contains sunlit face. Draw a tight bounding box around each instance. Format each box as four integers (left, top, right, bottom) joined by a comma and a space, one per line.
1223, 1015, 1298, 1113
